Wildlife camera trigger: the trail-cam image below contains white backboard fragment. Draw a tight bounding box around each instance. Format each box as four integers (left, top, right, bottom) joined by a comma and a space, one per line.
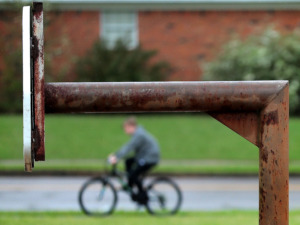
23, 6, 32, 172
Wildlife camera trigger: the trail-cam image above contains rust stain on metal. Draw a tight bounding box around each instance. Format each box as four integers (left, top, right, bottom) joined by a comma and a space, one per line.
31, 36, 39, 60
261, 147, 269, 163
32, 2, 43, 18
264, 110, 279, 125
32, 2, 45, 161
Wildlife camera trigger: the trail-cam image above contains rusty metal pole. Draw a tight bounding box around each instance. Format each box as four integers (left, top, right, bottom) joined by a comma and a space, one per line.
259, 85, 289, 225
44, 81, 284, 113
32, 2, 45, 161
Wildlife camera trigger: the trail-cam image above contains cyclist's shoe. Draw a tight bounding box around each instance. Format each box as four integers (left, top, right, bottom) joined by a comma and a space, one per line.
131, 193, 138, 202
136, 192, 149, 205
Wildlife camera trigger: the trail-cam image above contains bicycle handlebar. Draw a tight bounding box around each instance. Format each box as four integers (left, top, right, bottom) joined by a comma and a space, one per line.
105, 159, 118, 176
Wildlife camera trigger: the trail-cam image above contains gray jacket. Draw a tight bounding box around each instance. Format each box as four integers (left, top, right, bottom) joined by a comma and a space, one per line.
116, 126, 160, 164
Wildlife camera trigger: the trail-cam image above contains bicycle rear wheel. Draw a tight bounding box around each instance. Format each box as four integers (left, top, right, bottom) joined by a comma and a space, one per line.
146, 177, 182, 215
78, 177, 117, 216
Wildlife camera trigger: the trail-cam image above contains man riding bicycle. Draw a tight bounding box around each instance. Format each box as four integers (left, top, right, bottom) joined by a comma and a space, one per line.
108, 117, 160, 204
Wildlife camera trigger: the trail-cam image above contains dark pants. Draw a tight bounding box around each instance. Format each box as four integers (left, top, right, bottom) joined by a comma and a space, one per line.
125, 157, 156, 195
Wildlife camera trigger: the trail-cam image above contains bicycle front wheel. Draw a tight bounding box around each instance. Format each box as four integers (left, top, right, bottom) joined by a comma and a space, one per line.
78, 177, 117, 216
146, 177, 182, 215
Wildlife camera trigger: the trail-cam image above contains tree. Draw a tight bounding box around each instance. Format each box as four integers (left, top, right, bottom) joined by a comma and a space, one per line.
76, 40, 171, 82
204, 28, 300, 114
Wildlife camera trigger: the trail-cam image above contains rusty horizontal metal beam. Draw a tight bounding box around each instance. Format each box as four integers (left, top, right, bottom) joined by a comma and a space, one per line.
45, 81, 287, 113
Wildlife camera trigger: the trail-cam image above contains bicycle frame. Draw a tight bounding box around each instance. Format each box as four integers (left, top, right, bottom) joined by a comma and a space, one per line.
106, 164, 132, 193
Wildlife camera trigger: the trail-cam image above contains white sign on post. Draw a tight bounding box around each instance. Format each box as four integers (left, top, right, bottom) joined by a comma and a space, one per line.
23, 6, 32, 172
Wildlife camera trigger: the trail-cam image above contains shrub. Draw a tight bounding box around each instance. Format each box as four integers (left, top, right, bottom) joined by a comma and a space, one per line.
204, 28, 300, 114
0, 49, 22, 113
76, 40, 171, 82
0, 10, 23, 113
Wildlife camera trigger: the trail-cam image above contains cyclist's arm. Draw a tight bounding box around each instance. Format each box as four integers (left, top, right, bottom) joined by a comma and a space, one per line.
115, 134, 142, 160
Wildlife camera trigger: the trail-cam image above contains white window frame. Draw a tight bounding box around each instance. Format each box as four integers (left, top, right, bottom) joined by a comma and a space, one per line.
100, 11, 138, 49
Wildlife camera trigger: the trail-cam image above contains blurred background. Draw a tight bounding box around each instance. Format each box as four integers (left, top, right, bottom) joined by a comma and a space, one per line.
1, 0, 300, 224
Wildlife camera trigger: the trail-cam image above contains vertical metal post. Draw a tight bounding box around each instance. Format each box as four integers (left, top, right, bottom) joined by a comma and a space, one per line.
259, 85, 289, 225
32, 2, 45, 161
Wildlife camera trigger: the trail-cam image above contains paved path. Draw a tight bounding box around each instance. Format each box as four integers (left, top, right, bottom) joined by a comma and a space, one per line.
1, 176, 300, 211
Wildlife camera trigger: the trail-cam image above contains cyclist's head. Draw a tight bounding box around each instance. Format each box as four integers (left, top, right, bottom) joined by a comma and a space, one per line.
123, 116, 137, 135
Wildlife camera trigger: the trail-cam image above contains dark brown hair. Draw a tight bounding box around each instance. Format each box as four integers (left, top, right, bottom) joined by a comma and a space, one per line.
124, 116, 137, 127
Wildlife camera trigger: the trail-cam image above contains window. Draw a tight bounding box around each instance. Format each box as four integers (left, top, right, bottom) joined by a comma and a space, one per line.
101, 12, 138, 49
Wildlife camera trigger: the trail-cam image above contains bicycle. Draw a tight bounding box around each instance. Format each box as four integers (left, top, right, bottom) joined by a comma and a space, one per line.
78, 163, 182, 216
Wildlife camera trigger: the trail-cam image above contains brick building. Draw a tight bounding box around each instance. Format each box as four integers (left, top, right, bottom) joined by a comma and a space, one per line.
1, 0, 300, 80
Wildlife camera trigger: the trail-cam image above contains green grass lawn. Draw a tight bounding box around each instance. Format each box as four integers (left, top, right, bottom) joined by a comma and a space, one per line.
0, 114, 299, 174
0, 211, 299, 225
